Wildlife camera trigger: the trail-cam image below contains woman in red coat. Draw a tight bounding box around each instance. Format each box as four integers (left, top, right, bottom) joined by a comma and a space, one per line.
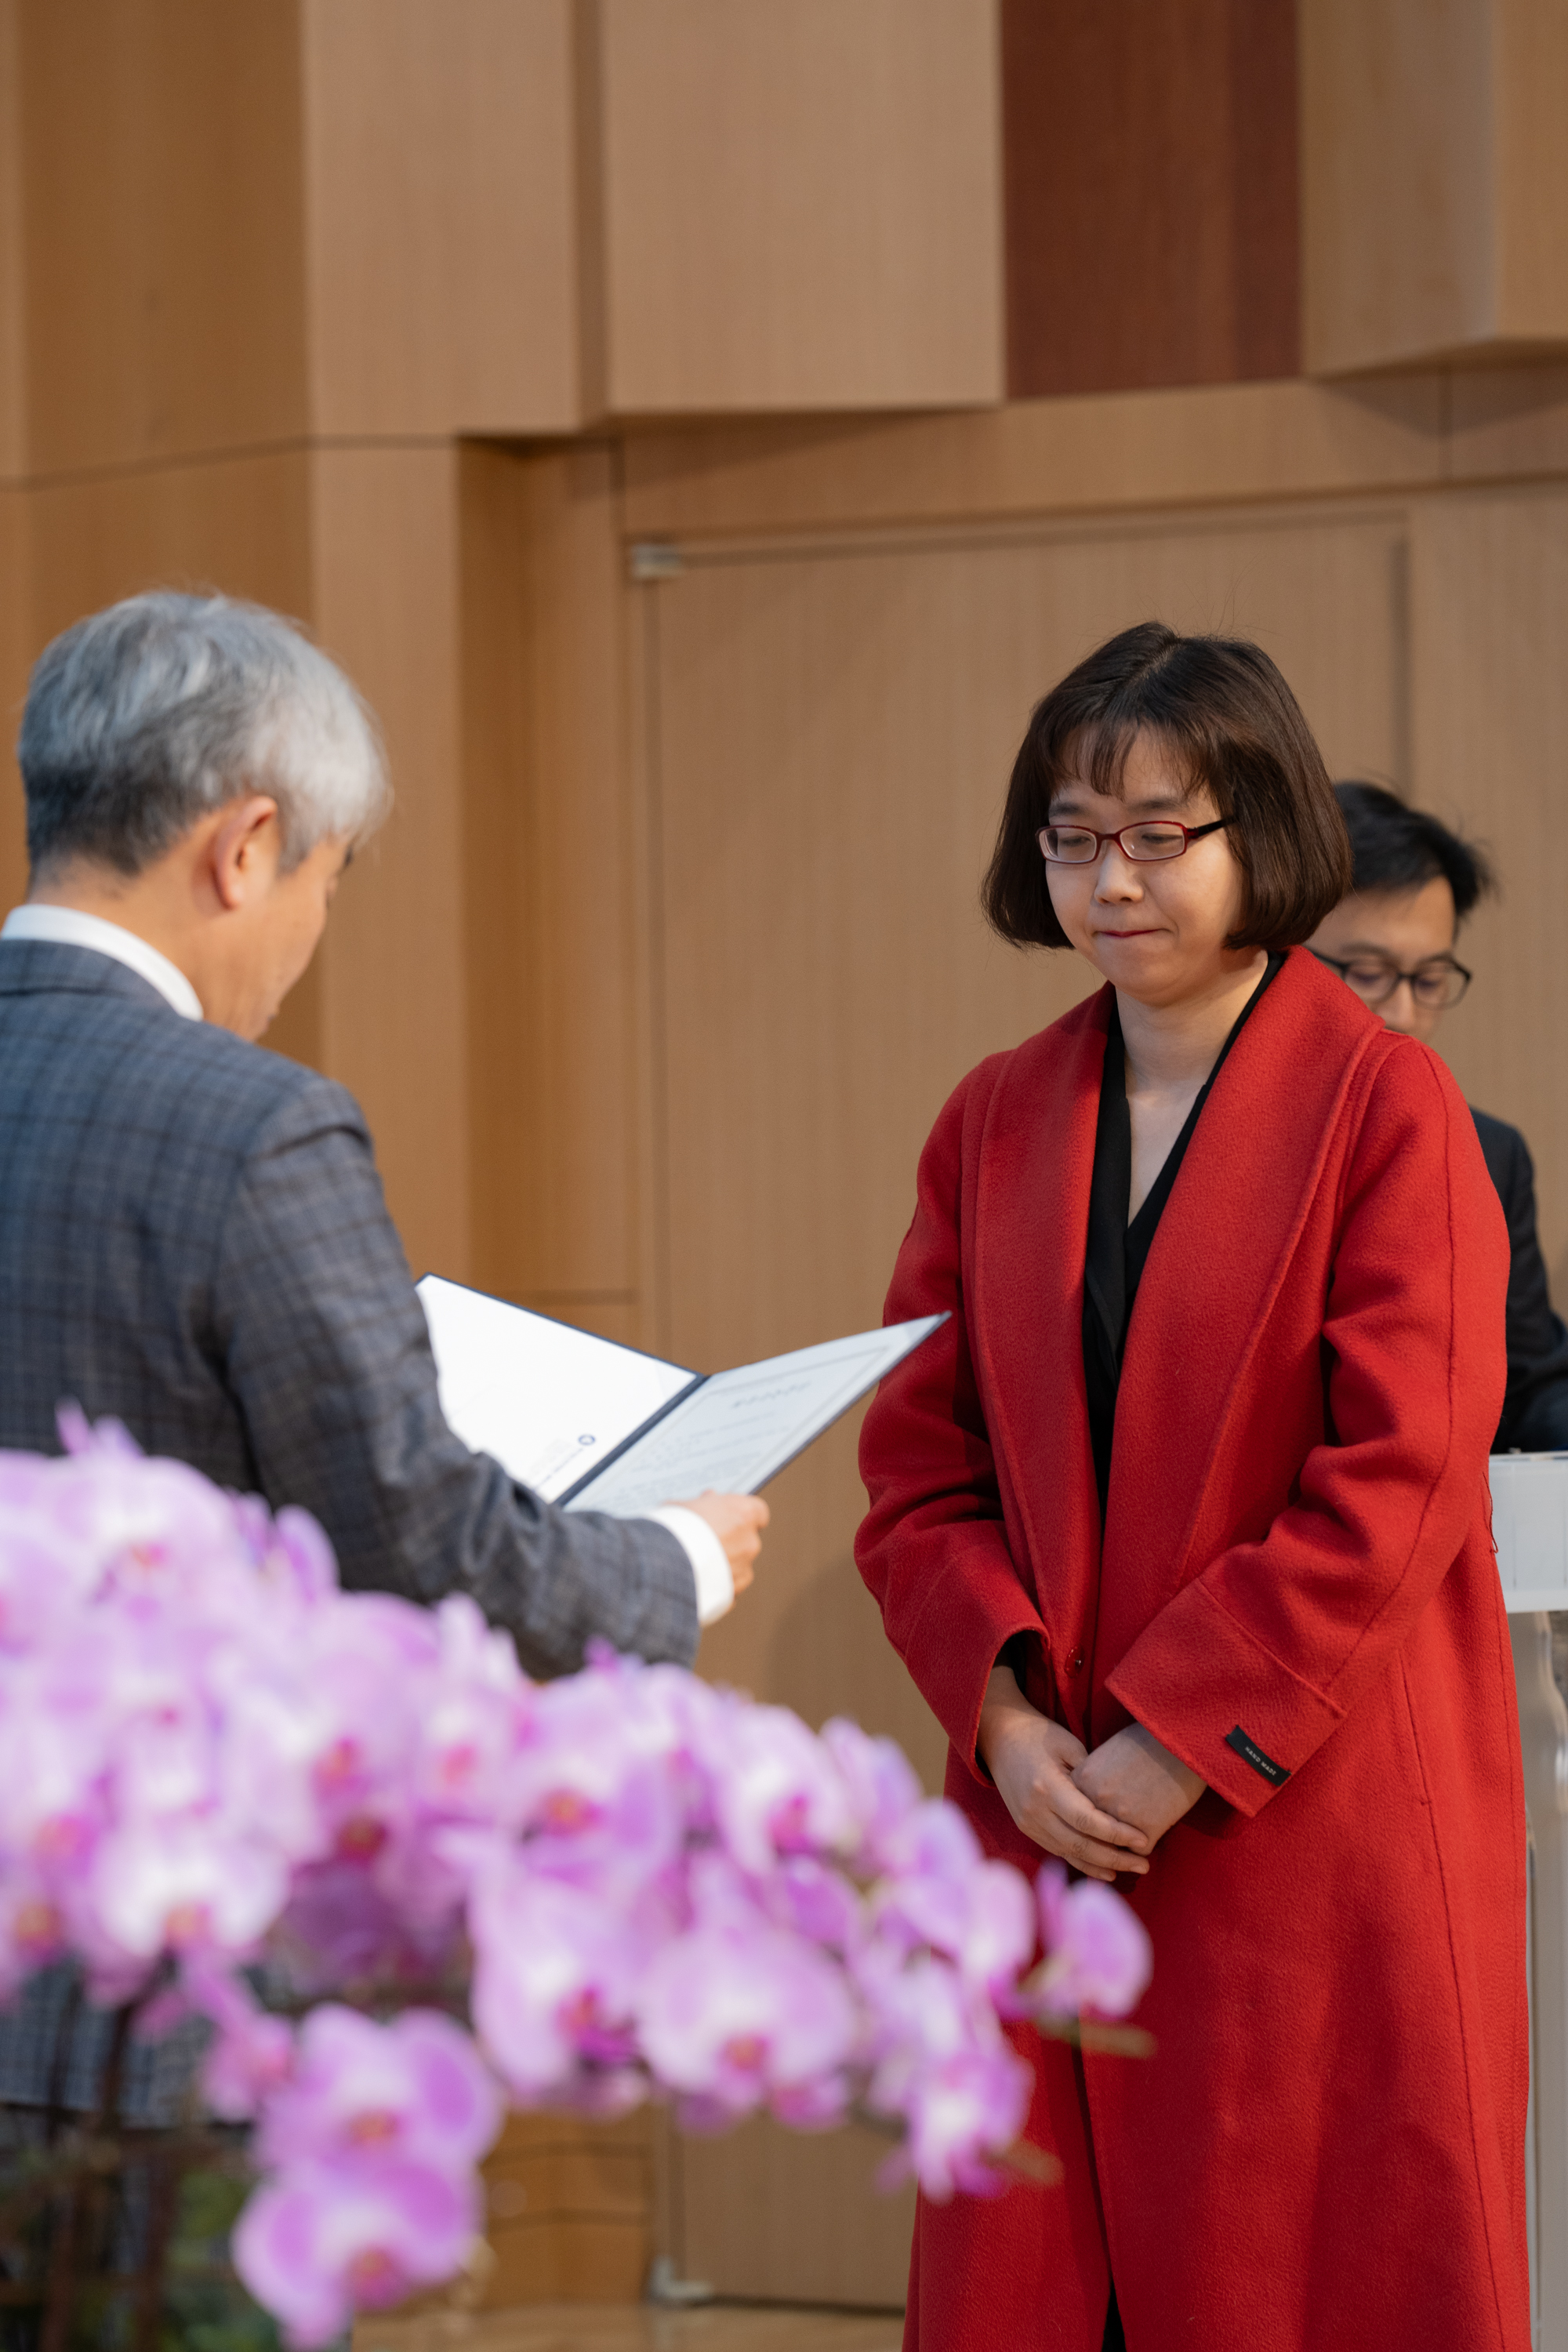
855, 623, 1526, 2352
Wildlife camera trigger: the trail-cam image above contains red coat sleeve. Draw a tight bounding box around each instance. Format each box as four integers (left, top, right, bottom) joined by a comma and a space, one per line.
855, 1063, 1047, 1783
1109, 1040, 1510, 1816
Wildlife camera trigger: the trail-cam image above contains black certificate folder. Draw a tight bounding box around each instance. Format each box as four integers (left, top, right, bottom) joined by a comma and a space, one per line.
416, 1275, 947, 1517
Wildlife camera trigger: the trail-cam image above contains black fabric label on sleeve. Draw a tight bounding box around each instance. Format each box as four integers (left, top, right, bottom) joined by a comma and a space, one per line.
1225, 1726, 1290, 1785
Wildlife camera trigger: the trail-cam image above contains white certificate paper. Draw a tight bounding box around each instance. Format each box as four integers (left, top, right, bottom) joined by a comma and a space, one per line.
564, 1325, 941, 1514
417, 1276, 945, 1515
417, 1276, 696, 1501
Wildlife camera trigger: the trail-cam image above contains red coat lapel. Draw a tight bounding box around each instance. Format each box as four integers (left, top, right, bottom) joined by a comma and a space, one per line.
1098, 949, 1383, 1658
970, 985, 1112, 1694
967, 950, 1385, 1726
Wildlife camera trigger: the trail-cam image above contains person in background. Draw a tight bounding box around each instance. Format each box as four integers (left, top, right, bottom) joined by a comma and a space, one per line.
1312, 781, 1568, 1453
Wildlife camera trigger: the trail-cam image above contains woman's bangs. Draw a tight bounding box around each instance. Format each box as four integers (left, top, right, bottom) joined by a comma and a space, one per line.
1051, 717, 1207, 806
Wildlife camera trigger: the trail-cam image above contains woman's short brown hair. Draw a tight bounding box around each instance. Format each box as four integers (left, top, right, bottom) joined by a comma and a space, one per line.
982, 622, 1352, 951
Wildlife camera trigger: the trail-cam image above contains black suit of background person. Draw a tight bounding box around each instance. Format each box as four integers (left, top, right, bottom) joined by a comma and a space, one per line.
1310, 782, 1568, 1454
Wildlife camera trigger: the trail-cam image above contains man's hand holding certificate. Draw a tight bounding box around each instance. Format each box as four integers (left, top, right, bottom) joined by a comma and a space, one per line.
670, 1489, 769, 1599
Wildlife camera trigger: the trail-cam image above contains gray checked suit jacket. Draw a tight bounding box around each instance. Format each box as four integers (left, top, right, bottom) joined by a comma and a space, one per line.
0, 939, 699, 1678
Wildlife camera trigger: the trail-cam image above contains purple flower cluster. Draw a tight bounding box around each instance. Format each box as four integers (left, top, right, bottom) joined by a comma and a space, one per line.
234, 2005, 501, 2340
0, 1419, 1151, 2345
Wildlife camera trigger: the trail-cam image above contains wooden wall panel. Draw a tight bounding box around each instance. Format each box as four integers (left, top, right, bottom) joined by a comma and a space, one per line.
460, 439, 644, 1323
675, 2100, 913, 2314
302, 0, 584, 437
622, 376, 1446, 544
593, 0, 1004, 415
0, 0, 23, 485
308, 446, 470, 1282
0, 0, 20, 920
1301, 0, 1568, 376
19, 0, 309, 474
479, 2110, 653, 2306
356, 2303, 904, 2350
0, 487, 27, 915
24, 457, 314, 642
1409, 488, 1568, 1294
460, 443, 536, 1299
1002, 0, 1299, 398
1495, 0, 1568, 339
1449, 362, 1568, 484
645, 503, 1406, 2302
1301, 0, 1490, 374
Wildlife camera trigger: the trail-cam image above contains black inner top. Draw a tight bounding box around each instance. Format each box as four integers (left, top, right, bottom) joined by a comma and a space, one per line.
1082, 954, 1283, 1518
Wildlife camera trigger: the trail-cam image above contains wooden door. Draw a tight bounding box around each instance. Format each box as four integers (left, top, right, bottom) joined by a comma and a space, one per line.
641, 503, 1410, 2303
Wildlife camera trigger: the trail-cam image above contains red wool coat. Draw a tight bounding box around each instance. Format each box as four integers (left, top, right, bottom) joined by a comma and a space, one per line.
856, 947, 1528, 2352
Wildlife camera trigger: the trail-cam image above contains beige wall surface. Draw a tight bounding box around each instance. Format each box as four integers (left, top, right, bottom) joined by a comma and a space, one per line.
1410, 486, 1568, 1295
308, 445, 470, 1281
1301, 0, 1492, 372
1494, 0, 1568, 337
457, 370, 1568, 2303
25, 453, 314, 637
621, 375, 1451, 541
461, 437, 642, 1323
18, 0, 590, 459
594, 0, 1004, 414
481, 2108, 654, 2305
0, 487, 27, 913
0, 0, 23, 485
7, 0, 1568, 2296
1301, 0, 1568, 373
302, 0, 584, 437
1449, 360, 1568, 479
12, 0, 1012, 459
19, 0, 310, 474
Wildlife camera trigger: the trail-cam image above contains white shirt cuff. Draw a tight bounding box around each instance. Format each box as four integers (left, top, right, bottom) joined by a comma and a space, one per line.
646, 1505, 736, 1628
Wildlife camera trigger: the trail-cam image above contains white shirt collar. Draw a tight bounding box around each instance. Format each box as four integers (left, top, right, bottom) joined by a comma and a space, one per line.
0, 906, 205, 1021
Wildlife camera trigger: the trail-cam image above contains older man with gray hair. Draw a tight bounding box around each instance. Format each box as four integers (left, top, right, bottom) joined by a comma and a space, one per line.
0, 591, 766, 1675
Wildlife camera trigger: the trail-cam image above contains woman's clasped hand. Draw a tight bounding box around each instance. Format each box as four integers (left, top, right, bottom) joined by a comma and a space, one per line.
977, 1664, 1205, 1882
1073, 1719, 1207, 1851
977, 1664, 1149, 1883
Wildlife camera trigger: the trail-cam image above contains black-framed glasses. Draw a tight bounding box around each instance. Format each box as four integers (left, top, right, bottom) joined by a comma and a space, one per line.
1311, 949, 1472, 1011
1037, 816, 1234, 866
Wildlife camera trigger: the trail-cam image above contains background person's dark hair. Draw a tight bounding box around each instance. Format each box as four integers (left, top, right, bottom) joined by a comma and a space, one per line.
983, 621, 1352, 952
1333, 781, 1494, 920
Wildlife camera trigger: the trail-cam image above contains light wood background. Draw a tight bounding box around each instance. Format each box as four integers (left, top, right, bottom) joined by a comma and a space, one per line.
6, 365, 1568, 2320
354, 2303, 904, 2352
0, 0, 1010, 1279
5, 0, 1568, 2319
593, 0, 1004, 414
1300, 0, 1568, 372
1002, 0, 1300, 396
8, 368, 1566, 2306
452, 368, 1568, 2302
